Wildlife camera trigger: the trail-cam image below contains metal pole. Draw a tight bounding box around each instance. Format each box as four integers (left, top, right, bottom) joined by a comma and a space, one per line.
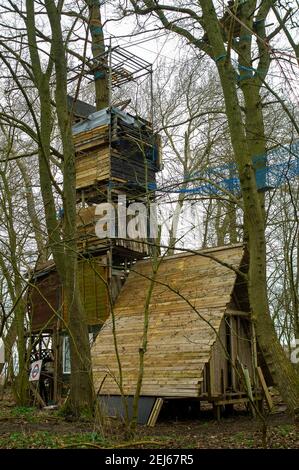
107, 37, 113, 302
150, 64, 154, 130
108, 37, 113, 111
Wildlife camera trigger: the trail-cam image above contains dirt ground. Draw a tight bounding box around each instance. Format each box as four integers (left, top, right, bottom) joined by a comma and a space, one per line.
0, 407, 298, 448
0, 388, 298, 449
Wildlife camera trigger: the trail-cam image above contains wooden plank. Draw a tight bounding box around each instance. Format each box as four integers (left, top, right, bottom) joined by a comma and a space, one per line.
215, 396, 262, 406
256, 366, 274, 410
147, 398, 164, 426
206, 363, 212, 400
229, 316, 238, 390
30, 383, 46, 408
243, 365, 255, 416
226, 309, 250, 317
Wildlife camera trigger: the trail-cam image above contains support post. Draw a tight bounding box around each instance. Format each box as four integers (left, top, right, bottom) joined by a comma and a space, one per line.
213, 403, 221, 422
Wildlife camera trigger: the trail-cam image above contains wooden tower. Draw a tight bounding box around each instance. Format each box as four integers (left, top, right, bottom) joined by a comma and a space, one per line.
27, 47, 162, 403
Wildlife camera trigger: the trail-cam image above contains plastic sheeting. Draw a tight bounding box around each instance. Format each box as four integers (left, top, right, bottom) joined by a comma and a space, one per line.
72, 106, 139, 135
159, 140, 299, 195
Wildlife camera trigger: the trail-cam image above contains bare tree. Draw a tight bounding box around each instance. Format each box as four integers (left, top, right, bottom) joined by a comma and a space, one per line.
0, 0, 98, 416
114, 0, 299, 417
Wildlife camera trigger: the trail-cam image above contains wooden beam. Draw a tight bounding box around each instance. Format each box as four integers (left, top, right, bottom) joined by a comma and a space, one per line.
256, 366, 274, 411
215, 396, 261, 406
147, 398, 163, 427
226, 309, 250, 317
213, 403, 221, 422
30, 383, 46, 408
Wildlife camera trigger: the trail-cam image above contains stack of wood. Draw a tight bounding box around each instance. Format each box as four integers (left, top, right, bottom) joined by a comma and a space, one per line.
73, 110, 160, 196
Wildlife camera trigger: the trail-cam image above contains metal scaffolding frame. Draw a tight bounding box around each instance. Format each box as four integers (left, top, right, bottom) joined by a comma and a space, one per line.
91, 45, 153, 88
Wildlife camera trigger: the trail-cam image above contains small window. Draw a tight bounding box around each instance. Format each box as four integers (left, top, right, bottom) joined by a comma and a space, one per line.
62, 336, 71, 374
62, 334, 93, 374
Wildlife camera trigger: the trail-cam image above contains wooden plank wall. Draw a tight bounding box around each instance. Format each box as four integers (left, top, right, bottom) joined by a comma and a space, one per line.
208, 319, 228, 396
29, 272, 61, 331
73, 124, 109, 151
75, 147, 110, 190
63, 256, 109, 327
236, 317, 253, 374
92, 245, 244, 398
75, 146, 156, 191
202, 315, 253, 397
74, 122, 157, 191
30, 255, 109, 331
110, 149, 156, 187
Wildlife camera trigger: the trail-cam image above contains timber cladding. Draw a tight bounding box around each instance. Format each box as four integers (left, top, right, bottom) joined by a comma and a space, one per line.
28, 271, 61, 331
63, 256, 108, 326
75, 146, 110, 189
74, 125, 158, 191
92, 244, 246, 398
75, 145, 156, 190
29, 256, 109, 330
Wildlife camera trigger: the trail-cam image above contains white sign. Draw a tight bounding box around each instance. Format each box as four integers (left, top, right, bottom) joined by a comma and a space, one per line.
0, 339, 4, 364
29, 360, 43, 382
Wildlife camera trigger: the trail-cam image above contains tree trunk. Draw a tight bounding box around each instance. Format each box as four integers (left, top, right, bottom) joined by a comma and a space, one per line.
86, 0, 109, 110
14, 287, 29, 406
45, 0, 95, 416
24, 0, 95, 416
168, 193, 184, 255
0, 167, 29, 405
17, 159, 48, 262
200, 0, 299, 416
227, 199, 238, 244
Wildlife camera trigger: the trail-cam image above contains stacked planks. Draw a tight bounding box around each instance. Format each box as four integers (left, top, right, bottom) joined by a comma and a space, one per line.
92, 245, 244, 398
74, 124, 110, 190
73, 124, 109, 151
73, 118, 159, 192
75, 147, 111, 190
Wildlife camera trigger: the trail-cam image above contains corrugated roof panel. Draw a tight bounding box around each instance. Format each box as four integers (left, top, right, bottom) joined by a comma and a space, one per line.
72, 107, 141, 135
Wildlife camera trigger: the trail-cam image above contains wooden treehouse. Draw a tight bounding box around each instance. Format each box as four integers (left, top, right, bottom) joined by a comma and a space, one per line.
27, 102, 161, 401
27, 46, 271, 420
27, 48, 162, 403
73, 104, 162, 259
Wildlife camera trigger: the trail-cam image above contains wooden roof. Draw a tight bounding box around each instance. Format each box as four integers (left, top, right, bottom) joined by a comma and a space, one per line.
92, 244, 247, 398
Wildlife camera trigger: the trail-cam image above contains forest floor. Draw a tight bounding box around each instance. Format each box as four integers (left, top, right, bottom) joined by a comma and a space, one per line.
0, 391, 298, 449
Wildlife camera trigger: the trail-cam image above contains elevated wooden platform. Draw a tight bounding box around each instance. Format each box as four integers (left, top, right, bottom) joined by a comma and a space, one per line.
76, 206, 151, 257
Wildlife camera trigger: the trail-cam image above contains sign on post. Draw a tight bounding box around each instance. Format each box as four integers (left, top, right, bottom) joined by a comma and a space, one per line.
29, 360, 43, 382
